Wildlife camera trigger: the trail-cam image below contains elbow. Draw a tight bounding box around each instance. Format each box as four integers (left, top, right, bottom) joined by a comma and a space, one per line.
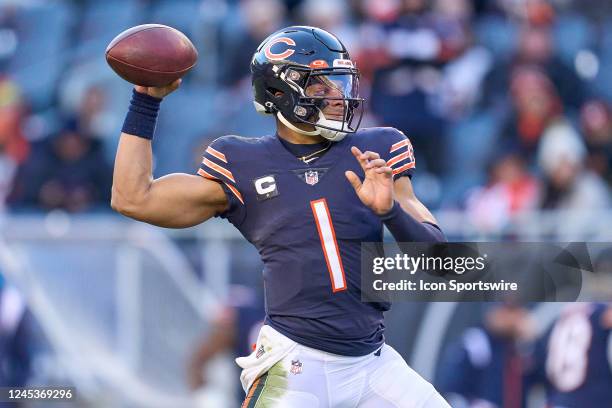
110, 186, 141, 217
110, 196, 125, 215
110, 187, 120, 212
110, 192, 128, 216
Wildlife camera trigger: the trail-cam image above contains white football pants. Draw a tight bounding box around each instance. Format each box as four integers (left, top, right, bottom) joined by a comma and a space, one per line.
240, 327, 450, 408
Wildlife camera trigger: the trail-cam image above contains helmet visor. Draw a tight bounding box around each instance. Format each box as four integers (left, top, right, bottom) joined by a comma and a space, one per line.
303, 72, 360, 122
304, 73, 358, 98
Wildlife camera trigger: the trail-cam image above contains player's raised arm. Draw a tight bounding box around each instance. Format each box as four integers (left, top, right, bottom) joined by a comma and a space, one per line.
111, 83, 228, 228
346, 145, 446, 242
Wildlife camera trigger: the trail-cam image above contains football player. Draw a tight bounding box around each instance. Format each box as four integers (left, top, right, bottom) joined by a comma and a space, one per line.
532, 303, 612, 407
112, 26, 449, 407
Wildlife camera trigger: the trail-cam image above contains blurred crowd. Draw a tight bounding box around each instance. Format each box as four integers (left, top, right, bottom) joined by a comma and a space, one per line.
0, 0, 611, 231
436, 301, 612, 408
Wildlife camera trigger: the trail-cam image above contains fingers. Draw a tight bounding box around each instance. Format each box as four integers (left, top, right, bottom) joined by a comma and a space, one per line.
350, 146, 363, 160
134, 79, 182, 99
367, 158, 392, 177
345, 170, 362, 191
351, 146, 382, 172
168, 78, 182, 92
374, 166, 393, 177
365, 158, 386, 170
154, 78, 181, 98
361, 151, 381, 161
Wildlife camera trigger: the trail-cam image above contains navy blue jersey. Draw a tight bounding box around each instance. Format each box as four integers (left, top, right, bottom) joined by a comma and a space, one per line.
197, 127, 415, 356
544, 303, 612, 407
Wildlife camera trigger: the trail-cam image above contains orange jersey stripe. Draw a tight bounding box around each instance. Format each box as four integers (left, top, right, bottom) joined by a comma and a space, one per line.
390, 139, 410, 153
202, 158, 235, 183
224, 182, 244, 205
197, 168, 218, 180
206, 146, 227, 163
197, 168, 244, 204
392, 161, 415, 175
387, 152, 411, 168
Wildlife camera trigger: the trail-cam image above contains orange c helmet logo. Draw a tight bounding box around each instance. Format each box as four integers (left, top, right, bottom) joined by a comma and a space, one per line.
264, 37, 296, 61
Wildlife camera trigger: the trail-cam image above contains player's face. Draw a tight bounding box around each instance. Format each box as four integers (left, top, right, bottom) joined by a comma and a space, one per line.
304, 74, 358, 122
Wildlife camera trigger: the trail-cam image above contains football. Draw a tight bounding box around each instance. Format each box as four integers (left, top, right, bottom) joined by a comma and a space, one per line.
105, 24, 198, 87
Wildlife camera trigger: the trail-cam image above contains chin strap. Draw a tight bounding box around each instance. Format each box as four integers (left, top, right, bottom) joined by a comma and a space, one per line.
315, 113, 348, 142
277, 111, 349, 142
277, 112, 320, 136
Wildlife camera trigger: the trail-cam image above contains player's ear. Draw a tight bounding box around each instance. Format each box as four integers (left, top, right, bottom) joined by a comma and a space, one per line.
274, 91, 284, 97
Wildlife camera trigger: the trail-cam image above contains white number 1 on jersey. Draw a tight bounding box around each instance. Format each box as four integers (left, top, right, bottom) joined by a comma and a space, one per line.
310, 198, 347, 292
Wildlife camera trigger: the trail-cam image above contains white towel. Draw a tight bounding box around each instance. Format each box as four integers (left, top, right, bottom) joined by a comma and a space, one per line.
235, 325, 298, 393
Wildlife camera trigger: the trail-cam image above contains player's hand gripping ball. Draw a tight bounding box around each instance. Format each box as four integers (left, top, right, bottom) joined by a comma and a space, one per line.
105, 24, 198, 87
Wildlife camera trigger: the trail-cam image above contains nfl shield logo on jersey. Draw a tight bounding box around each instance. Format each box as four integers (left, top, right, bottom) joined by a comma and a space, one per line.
290, 360, 303, 375
293, 168, 328, 185
305, 170, 319, 186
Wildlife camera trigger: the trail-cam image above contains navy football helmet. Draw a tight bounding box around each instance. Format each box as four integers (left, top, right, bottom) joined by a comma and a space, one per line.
251, 26, 363, 141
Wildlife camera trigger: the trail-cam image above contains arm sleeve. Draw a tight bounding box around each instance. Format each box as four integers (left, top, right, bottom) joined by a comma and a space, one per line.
383, 128, 416, 181
196, 137, 246, 225
380, 201, 446, 243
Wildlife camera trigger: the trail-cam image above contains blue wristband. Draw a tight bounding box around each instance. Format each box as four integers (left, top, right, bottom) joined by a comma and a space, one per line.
379, 201, 447, 243
121, 89, 162, 140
